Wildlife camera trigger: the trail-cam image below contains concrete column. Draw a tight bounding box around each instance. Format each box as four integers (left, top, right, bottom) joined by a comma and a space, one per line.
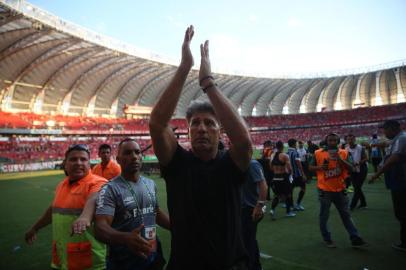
375, 71, 382, 105
394, 68, 405, 103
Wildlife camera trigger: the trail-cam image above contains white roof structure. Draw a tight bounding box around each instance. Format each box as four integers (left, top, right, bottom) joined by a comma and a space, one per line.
0, 0, 405, 118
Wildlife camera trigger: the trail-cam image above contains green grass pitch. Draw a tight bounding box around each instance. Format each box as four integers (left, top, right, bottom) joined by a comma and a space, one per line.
0, 169, 405, 270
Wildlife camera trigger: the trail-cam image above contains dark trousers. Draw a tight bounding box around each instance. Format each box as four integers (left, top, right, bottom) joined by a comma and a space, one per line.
318, 189, 359, 241
350, 164, 368, 209
391, 190, 406, 245
241, 207, 262, 270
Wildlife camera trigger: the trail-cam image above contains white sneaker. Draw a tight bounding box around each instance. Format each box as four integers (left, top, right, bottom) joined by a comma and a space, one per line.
286, 212, 296, 217
270, 209, 276, 220
294, 204, 305, 211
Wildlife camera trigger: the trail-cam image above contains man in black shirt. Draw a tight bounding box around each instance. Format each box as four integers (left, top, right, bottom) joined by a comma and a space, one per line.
149, 26, 253, 270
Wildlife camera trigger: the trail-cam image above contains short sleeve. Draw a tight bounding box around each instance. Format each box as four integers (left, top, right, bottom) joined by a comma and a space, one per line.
392, 135, 406, 156
95, 183, 116, 216
116, 164, 122, 175
249, 161, 265, 183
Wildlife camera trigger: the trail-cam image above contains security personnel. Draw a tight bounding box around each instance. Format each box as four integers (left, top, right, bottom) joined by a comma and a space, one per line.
309, 133, 367, 249
25, 144, 107, 269
92, 143, 121, 180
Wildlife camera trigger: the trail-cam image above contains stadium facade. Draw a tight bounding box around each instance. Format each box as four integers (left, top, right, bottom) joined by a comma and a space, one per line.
0, 0, 405, 119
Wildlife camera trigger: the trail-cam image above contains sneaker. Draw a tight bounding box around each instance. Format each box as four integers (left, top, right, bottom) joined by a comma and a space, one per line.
357, 205, 368, 210
285, 212, 296, 217
391, 243, 406, 252
270, 209, 276, 220
294, 204, 305, 211
351, 237, 368, 248
325, 240, 337, 248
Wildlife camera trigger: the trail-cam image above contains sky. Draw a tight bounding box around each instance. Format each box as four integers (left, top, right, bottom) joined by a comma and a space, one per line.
28, 0, 406, 77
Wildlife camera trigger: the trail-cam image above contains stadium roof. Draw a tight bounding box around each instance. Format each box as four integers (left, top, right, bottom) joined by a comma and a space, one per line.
0, 0, 405, 118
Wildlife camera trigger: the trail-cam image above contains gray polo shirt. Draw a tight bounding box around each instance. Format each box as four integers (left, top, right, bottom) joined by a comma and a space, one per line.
242, 160, 266, 208
96, 175, 159, 265
384, 131, 406, 191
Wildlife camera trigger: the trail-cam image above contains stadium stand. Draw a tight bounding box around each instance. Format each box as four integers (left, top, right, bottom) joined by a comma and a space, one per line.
1, 102, 405, 165
0, 1, 405, 172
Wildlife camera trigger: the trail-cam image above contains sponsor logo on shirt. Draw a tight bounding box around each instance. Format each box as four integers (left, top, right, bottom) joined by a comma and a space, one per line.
132, 205, 155, 218
123, 196, 135, 205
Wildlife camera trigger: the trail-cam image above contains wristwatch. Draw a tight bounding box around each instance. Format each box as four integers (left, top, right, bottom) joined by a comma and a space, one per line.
257, 200, 266, 206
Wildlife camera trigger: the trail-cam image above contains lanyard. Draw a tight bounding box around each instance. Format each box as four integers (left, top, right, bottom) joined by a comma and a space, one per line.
121, 176, 155, 223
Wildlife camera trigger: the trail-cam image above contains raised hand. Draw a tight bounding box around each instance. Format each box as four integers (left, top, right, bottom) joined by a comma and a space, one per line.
180, 25, 194, 70
199, 40, 212, 86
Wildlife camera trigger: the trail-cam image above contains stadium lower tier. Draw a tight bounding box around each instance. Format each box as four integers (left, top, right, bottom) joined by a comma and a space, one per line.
1, 119, 405, 165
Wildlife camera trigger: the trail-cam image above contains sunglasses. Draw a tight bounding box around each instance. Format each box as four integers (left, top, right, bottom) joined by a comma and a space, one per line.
66, 144, 90, 155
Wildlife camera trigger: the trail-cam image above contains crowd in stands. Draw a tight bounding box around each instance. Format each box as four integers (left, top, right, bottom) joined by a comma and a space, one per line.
1, 103, 405, 132
245, 102, 406, 129
1, 102, 405, 164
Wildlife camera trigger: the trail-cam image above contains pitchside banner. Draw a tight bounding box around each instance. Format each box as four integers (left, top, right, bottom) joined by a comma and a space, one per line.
0, 161, 61, 173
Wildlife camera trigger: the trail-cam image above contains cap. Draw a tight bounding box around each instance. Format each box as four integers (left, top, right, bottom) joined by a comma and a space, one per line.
378, 120, 400, 129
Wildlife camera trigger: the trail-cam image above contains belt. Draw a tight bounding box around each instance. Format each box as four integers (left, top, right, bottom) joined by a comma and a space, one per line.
273, 177, 285, 181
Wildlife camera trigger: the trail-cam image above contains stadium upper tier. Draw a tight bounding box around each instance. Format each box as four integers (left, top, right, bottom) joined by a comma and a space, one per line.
0, 0, 405, 118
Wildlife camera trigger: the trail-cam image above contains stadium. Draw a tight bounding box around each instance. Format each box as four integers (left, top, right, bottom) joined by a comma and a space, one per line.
0, 0, 405, 269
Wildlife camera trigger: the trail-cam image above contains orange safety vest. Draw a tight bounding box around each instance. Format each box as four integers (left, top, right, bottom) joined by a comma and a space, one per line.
51, 172, 107, 270
92, 160, 121, 180
314, 148, 349, 192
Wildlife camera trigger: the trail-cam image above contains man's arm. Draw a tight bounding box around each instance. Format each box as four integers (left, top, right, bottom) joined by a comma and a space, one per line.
25, 205, 52, 245
199, 41, 252, 171
252, 180, 268, 222
369, 154, 401, 183
71, 192, 98, 235
149, 26, 194, 166
156, 208, 170, 230
295, 159, 306, 181
249, 162, 268, 221
95, 215, 153, 259
360, 147, 368, 165
284, 154, 292, 174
